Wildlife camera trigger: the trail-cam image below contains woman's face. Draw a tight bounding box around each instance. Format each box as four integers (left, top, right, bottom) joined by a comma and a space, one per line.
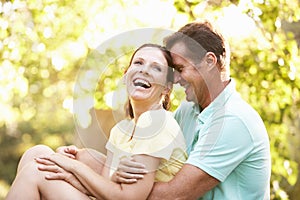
125, 47, 170, 105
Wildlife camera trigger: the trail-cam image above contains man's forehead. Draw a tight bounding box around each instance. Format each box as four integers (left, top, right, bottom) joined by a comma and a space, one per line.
169, 44, 193, 67
169, 42, 188, 58
169, 42, 199, 65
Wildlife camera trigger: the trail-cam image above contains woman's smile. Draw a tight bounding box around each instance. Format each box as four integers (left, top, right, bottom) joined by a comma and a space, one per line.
133, 78, 151, 89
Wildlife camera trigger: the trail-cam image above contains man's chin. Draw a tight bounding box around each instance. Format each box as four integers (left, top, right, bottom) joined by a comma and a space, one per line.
185, 96, 197, 103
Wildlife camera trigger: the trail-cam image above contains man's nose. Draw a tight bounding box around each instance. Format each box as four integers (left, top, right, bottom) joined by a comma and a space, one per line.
173, 70, 181, 83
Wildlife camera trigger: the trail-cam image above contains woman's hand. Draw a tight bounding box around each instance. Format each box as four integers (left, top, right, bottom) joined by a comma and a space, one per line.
35, 154, 90, 195
112, 156, 148, 184
36, 153, 77, 171
56, 145, 78, 159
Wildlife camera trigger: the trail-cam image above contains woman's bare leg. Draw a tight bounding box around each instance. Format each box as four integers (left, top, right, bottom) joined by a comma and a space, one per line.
6, 145, 91, 200
16, 144, 54, 173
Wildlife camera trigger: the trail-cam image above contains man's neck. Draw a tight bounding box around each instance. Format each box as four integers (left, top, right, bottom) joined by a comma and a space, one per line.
200, 79, 231, 109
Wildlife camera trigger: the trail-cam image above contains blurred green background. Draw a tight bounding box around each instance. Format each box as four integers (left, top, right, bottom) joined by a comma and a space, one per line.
0, 0, 299, 199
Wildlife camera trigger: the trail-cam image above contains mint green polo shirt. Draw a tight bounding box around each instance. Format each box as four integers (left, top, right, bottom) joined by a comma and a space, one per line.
174, 79, 271, 200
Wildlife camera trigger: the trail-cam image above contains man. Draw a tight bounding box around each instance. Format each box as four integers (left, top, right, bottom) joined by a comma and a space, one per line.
115, 21, 271, 199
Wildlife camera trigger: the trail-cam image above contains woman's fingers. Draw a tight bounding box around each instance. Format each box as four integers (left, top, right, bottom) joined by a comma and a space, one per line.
65, 145, 78, 155
35, 154, 68, 169
35, 157, 55, 165
37, 163, 61, 173
45, 173, 65, 180
56, 146, 77, 159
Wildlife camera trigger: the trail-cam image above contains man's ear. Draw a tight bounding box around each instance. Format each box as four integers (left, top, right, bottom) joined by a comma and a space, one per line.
205, 52, 217, 71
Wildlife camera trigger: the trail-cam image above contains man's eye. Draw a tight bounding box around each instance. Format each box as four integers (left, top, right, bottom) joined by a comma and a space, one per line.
176, 67, 182, 72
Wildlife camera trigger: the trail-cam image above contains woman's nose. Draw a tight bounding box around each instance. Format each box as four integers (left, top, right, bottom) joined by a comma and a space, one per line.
173, 70, 181, 83
139, 64, 150, 74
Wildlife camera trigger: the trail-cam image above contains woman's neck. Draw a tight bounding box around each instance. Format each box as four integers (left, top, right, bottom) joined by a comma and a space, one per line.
131, 101, 163, 122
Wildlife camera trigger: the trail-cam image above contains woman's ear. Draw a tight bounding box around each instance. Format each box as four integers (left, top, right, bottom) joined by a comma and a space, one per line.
162, 81, 173, 95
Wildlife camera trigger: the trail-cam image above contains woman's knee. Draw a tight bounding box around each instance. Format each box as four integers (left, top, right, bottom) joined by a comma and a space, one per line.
24, 144, 54, 158
18, 144, 54, 172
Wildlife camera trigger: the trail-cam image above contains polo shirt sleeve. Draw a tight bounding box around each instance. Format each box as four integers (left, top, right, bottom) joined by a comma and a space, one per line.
105, 123, 121, 153
186, 114, 254, 182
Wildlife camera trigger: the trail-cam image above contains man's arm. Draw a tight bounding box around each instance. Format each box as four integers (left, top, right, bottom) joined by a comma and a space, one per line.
114, 157, 220, 199
148, 163, 219, 200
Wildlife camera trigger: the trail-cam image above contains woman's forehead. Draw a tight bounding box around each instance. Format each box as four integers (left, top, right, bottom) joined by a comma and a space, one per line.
133, 47, 167, 64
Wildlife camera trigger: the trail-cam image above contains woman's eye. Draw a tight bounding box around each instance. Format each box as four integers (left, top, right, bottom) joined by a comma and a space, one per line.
133, 61, 142, 65
153, 66, 162, 72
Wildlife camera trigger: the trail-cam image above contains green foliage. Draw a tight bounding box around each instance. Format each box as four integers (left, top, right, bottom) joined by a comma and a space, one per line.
0, 0, 102, 197
1, 0, 300, 199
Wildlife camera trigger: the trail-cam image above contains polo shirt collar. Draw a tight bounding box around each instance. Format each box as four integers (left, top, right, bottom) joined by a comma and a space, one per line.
192, 103, 202, 115
197, 79, 236, 123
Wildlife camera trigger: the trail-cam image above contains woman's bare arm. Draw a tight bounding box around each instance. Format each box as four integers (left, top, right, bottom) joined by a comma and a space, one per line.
76, 152, 160, 200
37, 152, 160, 200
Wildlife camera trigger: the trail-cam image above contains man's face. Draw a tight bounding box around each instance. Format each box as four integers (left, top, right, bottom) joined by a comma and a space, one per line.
169, 42, 206, 104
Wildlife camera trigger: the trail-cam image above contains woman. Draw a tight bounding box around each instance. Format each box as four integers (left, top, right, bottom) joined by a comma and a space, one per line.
6, 44, 187, 200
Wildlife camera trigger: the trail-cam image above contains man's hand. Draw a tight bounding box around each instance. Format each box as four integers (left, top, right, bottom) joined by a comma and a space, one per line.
56, 145, 78, 159
112, 156, 148, 184
35, 156, 90, 195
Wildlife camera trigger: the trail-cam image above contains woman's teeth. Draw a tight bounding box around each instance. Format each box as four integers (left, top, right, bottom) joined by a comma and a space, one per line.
133, 79, 151, 88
